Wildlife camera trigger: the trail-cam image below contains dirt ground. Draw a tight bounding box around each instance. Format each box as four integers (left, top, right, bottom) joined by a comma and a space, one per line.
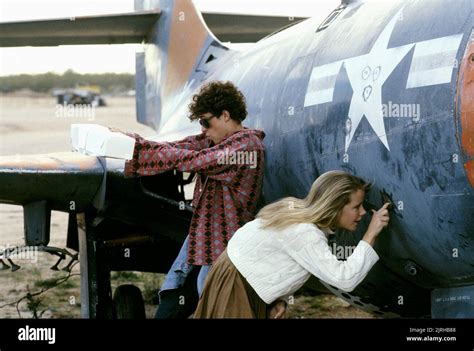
0, 94, 373, 319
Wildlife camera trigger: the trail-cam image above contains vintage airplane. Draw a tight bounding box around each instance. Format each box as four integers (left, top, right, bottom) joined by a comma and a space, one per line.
0, 0, 472, 319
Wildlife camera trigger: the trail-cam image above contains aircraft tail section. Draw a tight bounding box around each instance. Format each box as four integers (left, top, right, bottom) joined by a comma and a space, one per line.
134, 0, 230, 131
0, 0, 306, 132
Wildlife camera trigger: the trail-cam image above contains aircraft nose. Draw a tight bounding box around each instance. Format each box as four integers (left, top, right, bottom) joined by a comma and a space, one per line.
457, 40, 474, 188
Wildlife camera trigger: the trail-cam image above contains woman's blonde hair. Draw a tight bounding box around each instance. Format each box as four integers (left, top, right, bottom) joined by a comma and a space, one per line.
256, 171, 370, 231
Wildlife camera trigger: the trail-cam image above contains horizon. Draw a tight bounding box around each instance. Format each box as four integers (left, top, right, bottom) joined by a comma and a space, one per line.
1, 70, 135, 77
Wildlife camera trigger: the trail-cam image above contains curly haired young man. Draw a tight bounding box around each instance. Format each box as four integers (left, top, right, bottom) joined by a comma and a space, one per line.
124, 81, 266, 318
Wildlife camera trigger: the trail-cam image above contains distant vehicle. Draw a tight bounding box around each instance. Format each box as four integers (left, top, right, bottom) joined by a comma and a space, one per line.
53, 85, 106, 107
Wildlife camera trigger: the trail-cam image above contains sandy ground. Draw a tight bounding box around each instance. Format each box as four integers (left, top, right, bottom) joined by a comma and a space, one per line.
0, 94, 155, 318
0, 94, 373, 318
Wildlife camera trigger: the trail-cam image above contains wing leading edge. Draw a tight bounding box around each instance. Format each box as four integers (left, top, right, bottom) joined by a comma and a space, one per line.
0, 10, 309, 47
0, 10, 161, 46
0, 152, 104, 211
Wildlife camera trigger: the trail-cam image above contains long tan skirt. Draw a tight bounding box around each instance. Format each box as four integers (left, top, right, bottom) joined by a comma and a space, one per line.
193, 249, 269, 318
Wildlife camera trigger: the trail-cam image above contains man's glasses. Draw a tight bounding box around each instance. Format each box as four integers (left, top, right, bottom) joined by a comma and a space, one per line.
199, 115, 215, 129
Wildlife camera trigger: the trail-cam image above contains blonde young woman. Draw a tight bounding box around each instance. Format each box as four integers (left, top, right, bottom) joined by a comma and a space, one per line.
194, 170, 390, 318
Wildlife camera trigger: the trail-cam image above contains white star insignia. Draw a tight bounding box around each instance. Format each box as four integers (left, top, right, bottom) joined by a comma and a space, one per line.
343, 9, 413, 152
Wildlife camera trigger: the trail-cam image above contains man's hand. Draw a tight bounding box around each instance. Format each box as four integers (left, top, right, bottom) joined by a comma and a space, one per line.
268, 300, 287, 319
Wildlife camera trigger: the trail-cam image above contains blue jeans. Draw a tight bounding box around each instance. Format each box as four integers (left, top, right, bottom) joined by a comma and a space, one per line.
197, 265, 211, 295
155, 236, 210, 319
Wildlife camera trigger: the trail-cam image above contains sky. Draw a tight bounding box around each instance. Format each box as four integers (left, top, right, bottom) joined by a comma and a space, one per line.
0, 0, 342, 76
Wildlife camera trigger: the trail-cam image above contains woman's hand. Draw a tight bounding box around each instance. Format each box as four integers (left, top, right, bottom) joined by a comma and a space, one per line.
269, 300, 287, 319
363, 203, 390, 245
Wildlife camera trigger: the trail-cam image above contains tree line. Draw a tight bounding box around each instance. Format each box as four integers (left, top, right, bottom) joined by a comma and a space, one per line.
0, 70, 134, 93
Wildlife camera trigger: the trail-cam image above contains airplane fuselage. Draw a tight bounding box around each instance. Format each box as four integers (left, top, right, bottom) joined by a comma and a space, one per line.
148, 0, 473, 316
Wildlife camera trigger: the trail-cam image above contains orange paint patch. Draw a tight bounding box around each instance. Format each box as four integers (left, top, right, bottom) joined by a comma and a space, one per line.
0, 152, 101, 171
164, 0, 208, 99
458, 40, 474, 187
465, 160, 474, 188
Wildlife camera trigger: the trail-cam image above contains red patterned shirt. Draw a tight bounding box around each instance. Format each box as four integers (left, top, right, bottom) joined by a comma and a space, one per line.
124, 128, 265, 265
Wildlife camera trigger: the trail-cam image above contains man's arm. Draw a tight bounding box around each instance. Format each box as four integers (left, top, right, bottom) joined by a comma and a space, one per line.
122, 131, 209, 151
124, 133, 250, 178
166, 132, 210, 151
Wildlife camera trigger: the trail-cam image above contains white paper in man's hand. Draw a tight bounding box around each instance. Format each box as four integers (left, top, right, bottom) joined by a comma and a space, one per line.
70, 124, 135, 160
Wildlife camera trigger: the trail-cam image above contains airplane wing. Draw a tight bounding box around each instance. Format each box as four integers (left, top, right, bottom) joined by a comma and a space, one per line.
0, 10, 308, 46
0, 150, 192, 274
0, 152, 104, 211
0, 10, 161, 46
201, 12, 308, 42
